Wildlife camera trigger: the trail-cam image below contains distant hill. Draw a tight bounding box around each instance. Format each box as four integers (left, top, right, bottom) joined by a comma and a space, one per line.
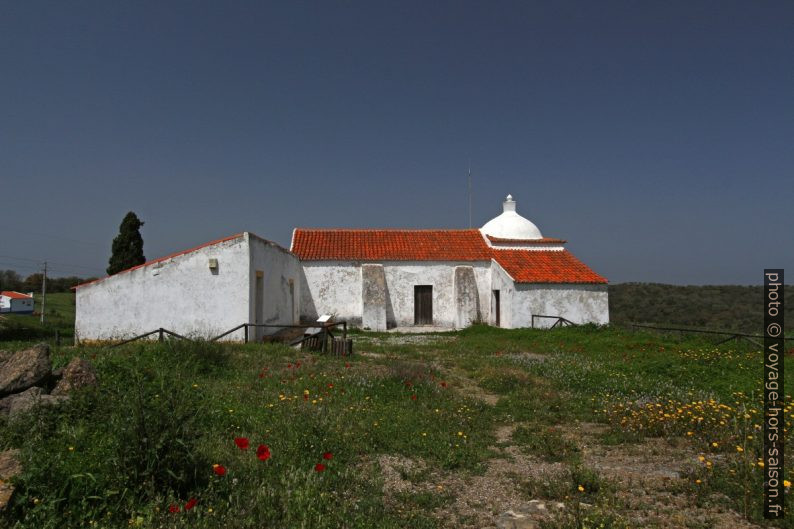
609, 283, 793, 335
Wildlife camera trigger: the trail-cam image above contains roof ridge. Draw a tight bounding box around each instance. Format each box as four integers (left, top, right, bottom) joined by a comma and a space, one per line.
73, 232, 246, 290
293, 227, 482, 232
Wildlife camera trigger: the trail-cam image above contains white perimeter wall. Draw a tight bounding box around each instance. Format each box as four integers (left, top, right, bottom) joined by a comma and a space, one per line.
300, 261, 491, 328
512, 283, 609, 328
76, 236, 252, 341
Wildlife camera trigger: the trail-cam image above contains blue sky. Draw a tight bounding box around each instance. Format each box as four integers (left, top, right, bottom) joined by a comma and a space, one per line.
1, 1, 792, 284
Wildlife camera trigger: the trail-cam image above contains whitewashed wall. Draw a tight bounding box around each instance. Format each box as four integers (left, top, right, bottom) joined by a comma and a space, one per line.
76, 235, 251, 341
300, 261, 491, 328
248, 234, 302, 339
512, 283, 609, 328
489, 259, 516, 328
299, 261, 363, 324
382, 262, 491, 328
75, 233, 304, 342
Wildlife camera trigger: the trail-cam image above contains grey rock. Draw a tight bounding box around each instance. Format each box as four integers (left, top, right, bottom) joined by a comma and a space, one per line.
0, 344, 51, 397
0, 387, 67, 418
52, 357, 97, 396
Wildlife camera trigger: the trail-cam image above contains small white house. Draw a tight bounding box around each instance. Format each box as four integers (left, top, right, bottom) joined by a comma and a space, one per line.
292, 195, 608, 330
0, 291, 35, 314
74, 233, 301, 342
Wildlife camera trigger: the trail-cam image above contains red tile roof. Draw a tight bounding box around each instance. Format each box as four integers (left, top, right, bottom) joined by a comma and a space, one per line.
1, 291, 32, 299
491, 249, 607, 284
487, 235, 567, 244
73, 233, 245, 289
291, 229, 493, 261
292, 229, 607, 284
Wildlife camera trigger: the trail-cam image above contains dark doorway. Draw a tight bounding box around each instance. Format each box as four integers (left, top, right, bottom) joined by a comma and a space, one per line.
414, 285, 433, 325
493, 290, 500, 327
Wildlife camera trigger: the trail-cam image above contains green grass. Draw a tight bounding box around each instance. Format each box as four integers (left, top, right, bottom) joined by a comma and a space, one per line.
0, 325, 792, 528
0, 292, 75, 343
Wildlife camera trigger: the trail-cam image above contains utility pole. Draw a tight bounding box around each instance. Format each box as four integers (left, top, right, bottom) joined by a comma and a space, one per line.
40, 261, 47, 324
468, 162, 472, 228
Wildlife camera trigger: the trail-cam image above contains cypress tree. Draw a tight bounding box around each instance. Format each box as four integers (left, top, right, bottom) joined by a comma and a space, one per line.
107, 212, 146, 275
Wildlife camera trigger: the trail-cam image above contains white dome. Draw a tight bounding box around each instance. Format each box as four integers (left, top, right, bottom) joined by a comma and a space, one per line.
480, 194, 543, 240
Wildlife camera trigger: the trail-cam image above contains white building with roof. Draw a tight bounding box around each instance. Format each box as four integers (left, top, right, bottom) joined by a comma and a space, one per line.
0, 291, 35, 314
74, 233, 301, 342
73, 194, 608, 341
292, 195, 608, 330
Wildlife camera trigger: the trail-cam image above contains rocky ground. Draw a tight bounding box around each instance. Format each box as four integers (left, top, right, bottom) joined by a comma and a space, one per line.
0, 343, 97, 511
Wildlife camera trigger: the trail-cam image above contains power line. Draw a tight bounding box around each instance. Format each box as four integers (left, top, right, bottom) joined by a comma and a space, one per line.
0, 254, 103, 273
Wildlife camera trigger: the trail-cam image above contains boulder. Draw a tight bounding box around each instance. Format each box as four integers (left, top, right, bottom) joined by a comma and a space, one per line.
52, 357, 97, 396
0, 344, 51, 397
0, 449, 21, 511
0, 387, 66, 418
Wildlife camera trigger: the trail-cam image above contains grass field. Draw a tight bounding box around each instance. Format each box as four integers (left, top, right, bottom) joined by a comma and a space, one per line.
0, 292, 75, 342
1, 325, 791, 528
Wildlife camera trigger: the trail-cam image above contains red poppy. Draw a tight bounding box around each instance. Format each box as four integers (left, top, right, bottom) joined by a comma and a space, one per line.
287, 363, 293, 369
168, 504, 180, 513
184, 498, 197, 511
315, 463, 326, 472
410, 394, 417, 401
322, 451, 333, 460
296, 361, 301, 368
234, 437, 249, 450
258, 373, 265, 379
327, 383, 334, 389
257, 444, 271, 461
345, 363, 350, 368
440, 381, 447, 388
213, 464, 226, 476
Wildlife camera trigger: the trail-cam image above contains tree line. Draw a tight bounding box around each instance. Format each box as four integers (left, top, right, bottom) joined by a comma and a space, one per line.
609, 283, 793, 335
0, 270, 97, 294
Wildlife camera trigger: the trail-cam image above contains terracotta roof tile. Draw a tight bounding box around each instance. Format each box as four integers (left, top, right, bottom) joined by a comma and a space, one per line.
291, 229, 492, 261
1, 291, 32, 299
292, 229, 607, 284
492, 249, 607, 284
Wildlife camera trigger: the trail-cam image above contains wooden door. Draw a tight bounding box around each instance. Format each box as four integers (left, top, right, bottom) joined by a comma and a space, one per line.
414, 285, 433, 325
